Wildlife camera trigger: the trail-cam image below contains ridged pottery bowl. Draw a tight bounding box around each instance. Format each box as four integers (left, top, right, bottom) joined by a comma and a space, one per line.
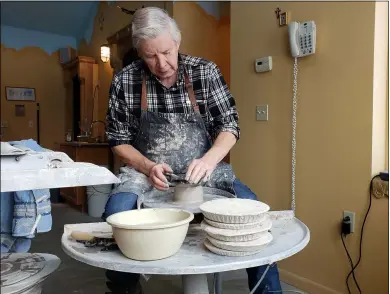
106, 208, 194, 261
199, 198, 270, 224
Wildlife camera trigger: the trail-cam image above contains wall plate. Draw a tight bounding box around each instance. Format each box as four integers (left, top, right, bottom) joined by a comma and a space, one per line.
15, 105, 25, 117
343, 211, 355, 233
256, 105, 268, 121
255, 56, 272, 73
279, 12, 289, 26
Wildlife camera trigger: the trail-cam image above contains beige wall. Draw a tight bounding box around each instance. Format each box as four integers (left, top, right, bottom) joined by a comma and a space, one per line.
174, 2, 220, 62
173, 2, 230, 85
78, 1, 167, 122
231, 2, 388, 294
173, 2, 218, 62
0, 45, 66, 150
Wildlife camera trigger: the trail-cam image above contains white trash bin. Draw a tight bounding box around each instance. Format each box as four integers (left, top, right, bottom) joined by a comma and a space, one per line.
87, 184, 112, 218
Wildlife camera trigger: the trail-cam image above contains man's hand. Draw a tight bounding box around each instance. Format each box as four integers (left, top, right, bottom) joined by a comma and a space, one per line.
113, 145, 172, 190
149, 163, 173, 191
185, 156, 217, 184
186, 131, 237, 184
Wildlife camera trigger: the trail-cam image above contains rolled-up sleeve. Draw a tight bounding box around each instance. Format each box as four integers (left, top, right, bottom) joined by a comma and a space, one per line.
207, 63, 240, 140
106, 74, 139, 147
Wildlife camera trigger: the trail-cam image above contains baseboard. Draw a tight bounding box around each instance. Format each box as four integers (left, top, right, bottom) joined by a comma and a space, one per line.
279, 269, 343, 294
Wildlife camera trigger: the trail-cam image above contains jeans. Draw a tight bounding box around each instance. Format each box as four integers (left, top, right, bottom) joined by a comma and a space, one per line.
102, 179, 282, 294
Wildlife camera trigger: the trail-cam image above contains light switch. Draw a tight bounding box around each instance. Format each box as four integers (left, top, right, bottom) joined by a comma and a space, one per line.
1, 121, 9, 128
256, 105, 268, 121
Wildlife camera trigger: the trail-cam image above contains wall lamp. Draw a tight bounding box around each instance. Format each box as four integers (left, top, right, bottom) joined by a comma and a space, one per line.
100, 43, 110, 63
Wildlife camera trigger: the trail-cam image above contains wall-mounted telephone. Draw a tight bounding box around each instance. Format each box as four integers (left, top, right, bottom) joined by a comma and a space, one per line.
287, 20, 316, 215
288, 21, 316, 58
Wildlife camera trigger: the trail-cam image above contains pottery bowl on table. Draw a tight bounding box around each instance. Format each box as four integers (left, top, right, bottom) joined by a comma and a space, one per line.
106, 208, 194, 261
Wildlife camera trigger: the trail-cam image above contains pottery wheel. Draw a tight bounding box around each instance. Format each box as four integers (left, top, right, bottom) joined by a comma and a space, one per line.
142, 187, 235, 213
1, 253, 61, 293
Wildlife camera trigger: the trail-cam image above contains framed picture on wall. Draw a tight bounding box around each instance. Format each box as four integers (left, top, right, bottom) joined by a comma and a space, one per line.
5, 87, 36, 102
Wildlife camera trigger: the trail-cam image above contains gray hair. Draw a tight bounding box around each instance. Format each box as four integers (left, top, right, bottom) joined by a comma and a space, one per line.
132, 7, 181, 50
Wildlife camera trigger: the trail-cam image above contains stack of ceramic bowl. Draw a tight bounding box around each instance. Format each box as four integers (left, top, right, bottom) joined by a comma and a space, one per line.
199, 198, 272, 256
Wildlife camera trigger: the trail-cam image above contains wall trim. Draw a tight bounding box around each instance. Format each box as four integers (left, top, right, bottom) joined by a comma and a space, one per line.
1, 25, 77, 54
280, 268, 343, 294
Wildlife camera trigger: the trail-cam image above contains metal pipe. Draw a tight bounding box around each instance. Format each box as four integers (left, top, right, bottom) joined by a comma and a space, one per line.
36, 103, 40, 144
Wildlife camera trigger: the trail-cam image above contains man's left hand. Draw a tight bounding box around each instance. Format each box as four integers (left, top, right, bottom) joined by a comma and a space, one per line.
185, 132, 237, 184
185, 157, 217, 184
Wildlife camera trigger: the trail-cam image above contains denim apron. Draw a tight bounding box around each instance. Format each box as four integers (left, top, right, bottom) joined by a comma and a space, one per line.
111, 70, 236, 204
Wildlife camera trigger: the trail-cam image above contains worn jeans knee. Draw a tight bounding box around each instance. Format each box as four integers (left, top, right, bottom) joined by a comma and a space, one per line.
233, 178, 258, 201
101, 192, 138, 221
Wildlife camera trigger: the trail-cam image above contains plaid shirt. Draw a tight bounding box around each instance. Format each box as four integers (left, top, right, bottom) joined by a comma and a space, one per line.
106, 53, 240, 147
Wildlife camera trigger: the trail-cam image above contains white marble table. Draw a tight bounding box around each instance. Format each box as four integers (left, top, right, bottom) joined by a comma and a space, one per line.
61, 217, 310, 294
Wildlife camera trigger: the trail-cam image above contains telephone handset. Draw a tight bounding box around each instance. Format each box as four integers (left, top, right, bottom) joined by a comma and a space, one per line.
288, 21, 316, 58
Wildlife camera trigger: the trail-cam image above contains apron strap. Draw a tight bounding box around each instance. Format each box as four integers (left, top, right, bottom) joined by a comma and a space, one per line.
184, 73, 199, 113
141, 75, 148, 111
141, 72, 199, 113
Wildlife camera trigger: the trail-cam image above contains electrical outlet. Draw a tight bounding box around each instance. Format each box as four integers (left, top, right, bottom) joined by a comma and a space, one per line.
343, 211, 355, 233
28, 120, 34, 128
255, 56, 273, 73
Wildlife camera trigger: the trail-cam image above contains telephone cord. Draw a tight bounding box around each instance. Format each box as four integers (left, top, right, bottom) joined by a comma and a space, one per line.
291, 57, 298, 213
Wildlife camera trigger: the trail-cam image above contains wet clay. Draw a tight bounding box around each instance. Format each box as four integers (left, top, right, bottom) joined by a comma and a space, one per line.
173, 184, 204, 203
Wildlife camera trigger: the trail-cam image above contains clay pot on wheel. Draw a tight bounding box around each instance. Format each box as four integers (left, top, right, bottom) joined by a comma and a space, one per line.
173, 184, 204, 204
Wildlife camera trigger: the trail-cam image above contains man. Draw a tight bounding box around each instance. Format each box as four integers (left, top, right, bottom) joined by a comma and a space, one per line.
104, 6, 282, 294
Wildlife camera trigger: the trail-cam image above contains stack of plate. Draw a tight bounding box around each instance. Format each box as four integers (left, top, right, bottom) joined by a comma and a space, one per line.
199, 198, 272, 256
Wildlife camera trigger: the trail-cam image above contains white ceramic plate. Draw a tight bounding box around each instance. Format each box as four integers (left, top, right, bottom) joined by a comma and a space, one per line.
200, 198, 270, 224
207, 232, 273, 252
204, 213, 268, 230
201, 219, 272, 242
204, 239, 267, 256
